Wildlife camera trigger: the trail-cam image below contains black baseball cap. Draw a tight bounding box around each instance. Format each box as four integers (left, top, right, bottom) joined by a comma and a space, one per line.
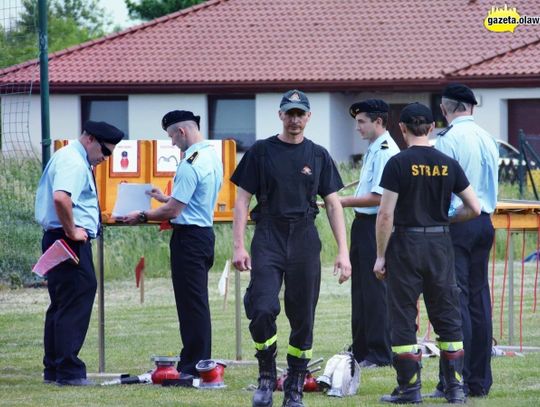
82, 121, 124, 144
442, 83, 478, 105
161, 110, 201, 130
399, 103, 434, 124
349, 99, 389, 118
279, 89, 310, 112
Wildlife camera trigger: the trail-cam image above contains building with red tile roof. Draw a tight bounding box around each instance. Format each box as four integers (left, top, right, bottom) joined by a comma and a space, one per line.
1, 0, 540, 159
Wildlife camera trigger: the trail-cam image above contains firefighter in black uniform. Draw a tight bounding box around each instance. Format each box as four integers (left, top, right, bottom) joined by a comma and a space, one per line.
373, 103, 481, 404
231, 89, 351, 407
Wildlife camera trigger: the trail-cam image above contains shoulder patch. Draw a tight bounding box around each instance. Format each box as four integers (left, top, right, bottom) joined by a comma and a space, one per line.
437, 125, 453, 137
186, 151, 199, 164
380, 140, 389, 150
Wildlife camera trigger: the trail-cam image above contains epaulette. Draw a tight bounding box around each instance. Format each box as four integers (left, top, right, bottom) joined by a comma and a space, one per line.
380, 140, 389, 150
437, 125, 453, 137
186, 151, 199, 164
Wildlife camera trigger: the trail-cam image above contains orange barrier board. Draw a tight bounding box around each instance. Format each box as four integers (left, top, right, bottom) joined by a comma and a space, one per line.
54, 139, 237, 223
492, 200, 540, 230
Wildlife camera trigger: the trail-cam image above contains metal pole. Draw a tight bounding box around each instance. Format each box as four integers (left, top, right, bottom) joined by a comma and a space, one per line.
38, 0, 51, 168
235, 268, 242, 360
98, 232, 105, 372
518, 130, 526, 199
508, 233, 514, 346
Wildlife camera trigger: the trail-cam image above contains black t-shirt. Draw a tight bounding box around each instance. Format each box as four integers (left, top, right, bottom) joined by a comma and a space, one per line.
380, 146, 469, 226
231, 135, 344, 220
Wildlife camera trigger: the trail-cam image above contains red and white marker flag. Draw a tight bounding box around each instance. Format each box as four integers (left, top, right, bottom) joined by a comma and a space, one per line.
32, 239, 79, 277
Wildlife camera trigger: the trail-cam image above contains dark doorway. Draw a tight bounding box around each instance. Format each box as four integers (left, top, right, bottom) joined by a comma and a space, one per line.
508, 99, 540, 155
388, 104, 407, 150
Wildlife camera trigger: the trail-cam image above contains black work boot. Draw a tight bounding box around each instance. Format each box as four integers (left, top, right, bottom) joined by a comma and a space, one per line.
424, 359, 445, 399
381, 352, 422, 404
424, 382, 445, 398
253, 347, 277, 407
282, 368, 306, 407
440, 350, 466, 404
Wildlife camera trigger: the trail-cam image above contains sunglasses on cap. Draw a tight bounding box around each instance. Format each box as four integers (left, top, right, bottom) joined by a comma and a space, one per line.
98, 140, 112, 157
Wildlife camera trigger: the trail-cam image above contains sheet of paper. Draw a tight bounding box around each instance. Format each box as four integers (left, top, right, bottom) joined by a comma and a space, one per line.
112, 183, 152, 217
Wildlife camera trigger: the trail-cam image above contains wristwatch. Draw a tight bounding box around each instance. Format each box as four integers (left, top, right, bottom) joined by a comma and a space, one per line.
138, 210, 148, 223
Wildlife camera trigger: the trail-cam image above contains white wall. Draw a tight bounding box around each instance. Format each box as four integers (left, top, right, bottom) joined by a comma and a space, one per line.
255, 93, 282, 140
21, 94, 209, 153
329, 93, 355, 162
129, 94, 208, 139
255, 91, 334, 154
13, 88, 540, 161
473, 87, 540, 142
330, 91, 432, 159
0, 94, 79, 154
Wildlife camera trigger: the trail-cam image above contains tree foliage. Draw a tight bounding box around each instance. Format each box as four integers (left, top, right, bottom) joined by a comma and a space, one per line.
0, 0, 109, 69
125, 0, 205, 20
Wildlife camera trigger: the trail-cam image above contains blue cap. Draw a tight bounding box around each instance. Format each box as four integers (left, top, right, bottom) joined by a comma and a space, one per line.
279, 89, 310, 112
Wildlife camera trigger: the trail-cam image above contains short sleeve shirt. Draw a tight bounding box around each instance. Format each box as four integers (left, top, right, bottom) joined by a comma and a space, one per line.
354, 131, 400, 215
171, 141, 224, 227
380, 146, 469, 226
435, 116, 499, 214
231, 135, 343, 220
35, 140, 100, 237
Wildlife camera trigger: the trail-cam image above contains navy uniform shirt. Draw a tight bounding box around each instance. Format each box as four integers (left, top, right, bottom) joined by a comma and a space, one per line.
354, 131, 399, 215
435, 116, 499, 214
35, 140, 100, 237
171, 141, 223, 227
230, 135, 344, 220
380, 146, 470, 227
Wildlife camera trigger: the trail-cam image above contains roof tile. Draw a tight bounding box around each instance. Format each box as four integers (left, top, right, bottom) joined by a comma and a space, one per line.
1, 0, 540, 89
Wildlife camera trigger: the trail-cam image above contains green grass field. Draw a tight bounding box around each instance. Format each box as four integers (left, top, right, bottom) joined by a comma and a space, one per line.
1, 159, 540, 405
1, 265, 539, 406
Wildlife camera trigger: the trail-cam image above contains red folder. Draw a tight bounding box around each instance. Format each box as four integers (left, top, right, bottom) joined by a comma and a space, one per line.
32, 239, 79, 277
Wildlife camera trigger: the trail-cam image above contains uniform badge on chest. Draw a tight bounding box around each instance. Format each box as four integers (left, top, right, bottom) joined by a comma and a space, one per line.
301, 165, 312, 176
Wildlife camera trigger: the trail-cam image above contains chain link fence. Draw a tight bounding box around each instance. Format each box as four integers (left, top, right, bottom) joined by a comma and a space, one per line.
1, 0, 42, 287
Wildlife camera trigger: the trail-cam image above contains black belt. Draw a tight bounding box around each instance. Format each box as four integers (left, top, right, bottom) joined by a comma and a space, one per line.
355, 213, 377, 219
394, 225, 449, 233
171, 223, 211, 230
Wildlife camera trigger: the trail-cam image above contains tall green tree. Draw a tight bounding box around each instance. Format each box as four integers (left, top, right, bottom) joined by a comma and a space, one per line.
0, 0, 109, 69
125, 0, 205, 20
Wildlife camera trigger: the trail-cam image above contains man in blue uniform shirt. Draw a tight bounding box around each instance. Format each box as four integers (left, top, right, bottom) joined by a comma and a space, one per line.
340, 99, 399, 368
35, 120, 124, 386
123, 110, 223, 377
231, 90, 351, 407
431, 83, 499, 398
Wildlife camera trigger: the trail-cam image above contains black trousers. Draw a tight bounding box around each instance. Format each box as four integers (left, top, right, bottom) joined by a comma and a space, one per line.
350, 216, 391, 365
245, 216, 321, 369
450, 214, 494, 395
170, 225, 215, 376
42, 229, 97, 381
387, 230, 462, 346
